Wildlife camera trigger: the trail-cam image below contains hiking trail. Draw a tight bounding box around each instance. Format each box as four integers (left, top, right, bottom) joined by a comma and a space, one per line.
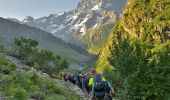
5, 55, 87, 100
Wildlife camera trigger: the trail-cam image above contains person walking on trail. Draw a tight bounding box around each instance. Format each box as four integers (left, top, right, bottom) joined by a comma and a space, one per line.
90, 74, 115, 100
82, 74, 90, 97
71, 74, 76, 84
88, 70, 105, 93
63, 73, 68, 81
88, 70, 96, 90
76, 72, 83, 89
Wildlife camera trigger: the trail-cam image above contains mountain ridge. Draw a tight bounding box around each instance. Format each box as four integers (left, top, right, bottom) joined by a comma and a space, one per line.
8, 0, 126, 49
0, 17, 95, 68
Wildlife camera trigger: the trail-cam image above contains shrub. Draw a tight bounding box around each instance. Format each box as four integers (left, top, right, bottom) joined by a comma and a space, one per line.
45, 95, 65, 100
8, 63, 16, 70
67, 92, 81, 100
0, 56, 8, 65
5, 87, 28, 100
12, 38, 69, 76
0, 44, 4, 53
30, 91, 45, 100
53, 86, 65, 95
108, 35, 170, 99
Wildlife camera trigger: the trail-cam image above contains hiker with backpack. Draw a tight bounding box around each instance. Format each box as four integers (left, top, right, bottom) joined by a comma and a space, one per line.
63, 73, 68, 81
71, 74, 76, 84
75, 72, 83, 89
82, 74, 90, 97
88, 70, 98, 94
90, 74, 115, 100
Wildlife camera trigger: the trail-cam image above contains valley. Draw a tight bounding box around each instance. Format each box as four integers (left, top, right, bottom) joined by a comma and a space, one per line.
0, 0, 170, 100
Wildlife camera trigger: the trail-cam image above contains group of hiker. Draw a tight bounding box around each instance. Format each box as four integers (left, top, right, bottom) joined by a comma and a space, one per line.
62, 70, 115, 100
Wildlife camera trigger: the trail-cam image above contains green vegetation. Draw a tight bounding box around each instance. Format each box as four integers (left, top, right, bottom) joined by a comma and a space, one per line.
97, 0, 170, 99
107, 35, 170, 99
0, 44, 4, 53
0, 53, 81, 100
88, 48, 101, 55
96, 25, 119, 73
11, 38, 69, 76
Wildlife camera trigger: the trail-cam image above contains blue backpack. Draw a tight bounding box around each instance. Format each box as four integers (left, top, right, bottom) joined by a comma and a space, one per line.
83, 76, 89, 86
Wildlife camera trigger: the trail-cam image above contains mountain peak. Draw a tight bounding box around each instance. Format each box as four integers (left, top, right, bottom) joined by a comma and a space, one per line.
18, 0, 126, 48
23, 16, 34, 23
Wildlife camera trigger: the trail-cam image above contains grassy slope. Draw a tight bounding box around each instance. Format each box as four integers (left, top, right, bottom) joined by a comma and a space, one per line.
0, 54, 82, 100
95, 25, 118, 73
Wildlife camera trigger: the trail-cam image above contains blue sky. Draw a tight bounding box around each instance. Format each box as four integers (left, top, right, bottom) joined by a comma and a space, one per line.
0, 0, 80, 20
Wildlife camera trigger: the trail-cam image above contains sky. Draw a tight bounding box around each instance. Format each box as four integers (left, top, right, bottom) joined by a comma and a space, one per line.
0, 0, 81, 20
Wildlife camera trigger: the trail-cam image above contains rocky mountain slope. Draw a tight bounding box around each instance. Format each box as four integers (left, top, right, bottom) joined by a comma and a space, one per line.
8, 0, 126, 50
0, 17, 95, 68
96, 0, 170, 72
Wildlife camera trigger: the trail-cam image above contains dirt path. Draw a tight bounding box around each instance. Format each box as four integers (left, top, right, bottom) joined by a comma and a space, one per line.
53, 79, 87, 100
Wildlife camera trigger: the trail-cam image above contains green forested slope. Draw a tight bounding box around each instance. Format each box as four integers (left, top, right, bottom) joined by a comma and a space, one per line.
96, 0, 170, 72
96, 0, 170, 99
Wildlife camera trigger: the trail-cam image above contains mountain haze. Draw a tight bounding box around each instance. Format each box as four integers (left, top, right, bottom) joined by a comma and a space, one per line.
0, 17, 95, 68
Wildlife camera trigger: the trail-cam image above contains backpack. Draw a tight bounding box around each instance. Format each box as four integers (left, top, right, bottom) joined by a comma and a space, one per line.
65, 74, 69, 80
72, 75, 76, 81
93, 74, 110, 99
83, 76, 89, 86
68, 75, 72, 81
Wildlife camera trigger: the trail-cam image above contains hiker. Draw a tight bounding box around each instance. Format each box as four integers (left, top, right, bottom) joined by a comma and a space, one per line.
63, 73, 67, 81
91, 74, 115, 100
64, 73, 71, 82
88, 70, 96, 93
76, 72, 83, 89
68, 74, 72, 82
71, 74, 76, 84
82, 74, 90, 97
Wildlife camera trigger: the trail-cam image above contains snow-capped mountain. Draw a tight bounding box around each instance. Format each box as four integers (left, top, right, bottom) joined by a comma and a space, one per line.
9, 0, 126, 48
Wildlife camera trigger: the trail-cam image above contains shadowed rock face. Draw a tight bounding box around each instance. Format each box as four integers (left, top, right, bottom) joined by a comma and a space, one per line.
8, 0, 126, 48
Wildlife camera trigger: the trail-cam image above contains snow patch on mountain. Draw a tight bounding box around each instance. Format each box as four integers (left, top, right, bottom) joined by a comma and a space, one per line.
75, 18, 88, 29
93, 23, 98, 29
73, 18, 89, 35
105, 3, 113, 8
91, 5, 99, 11
58, 24, 65, 30
72, 15, 78, 20
57, 12, 65, 16
81, 18, 88, 25
49, 24, 58, 28
80, 26, 86, 35
91, 2, 102, 11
